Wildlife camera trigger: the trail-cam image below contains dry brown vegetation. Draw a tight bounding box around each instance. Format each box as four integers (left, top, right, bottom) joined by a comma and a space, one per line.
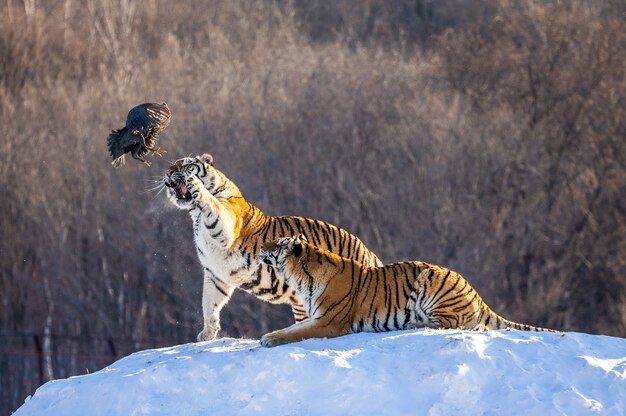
1, 0, 624, 413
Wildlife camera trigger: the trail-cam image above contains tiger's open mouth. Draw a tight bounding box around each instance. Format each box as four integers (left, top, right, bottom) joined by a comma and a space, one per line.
165, 177, 191, 201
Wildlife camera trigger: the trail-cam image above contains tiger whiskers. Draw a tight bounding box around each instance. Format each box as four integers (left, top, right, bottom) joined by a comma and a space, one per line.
144, 185, 167, 201
143, 178, 168, 199
144, 183, 165, 192
143, 179, 166, 189
151, 185, 167, 200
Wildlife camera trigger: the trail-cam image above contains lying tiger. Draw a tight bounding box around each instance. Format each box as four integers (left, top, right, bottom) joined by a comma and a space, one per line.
258, 234, 554, 347
164, 154, 381, 341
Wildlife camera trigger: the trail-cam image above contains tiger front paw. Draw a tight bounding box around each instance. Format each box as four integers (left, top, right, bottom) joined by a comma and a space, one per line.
260, 332, 287, 348
185, 175, 205, 201
197, 326, 219, 342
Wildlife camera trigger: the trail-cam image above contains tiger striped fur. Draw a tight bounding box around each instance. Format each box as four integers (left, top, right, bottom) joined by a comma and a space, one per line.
163, 154, 382, 341
257, 235, 554, 347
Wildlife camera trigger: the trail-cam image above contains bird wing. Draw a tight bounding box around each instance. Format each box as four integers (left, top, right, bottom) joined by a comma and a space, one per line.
126, 103, 171, 149
145, 103, 171, 128
126, 105, 149, 134
126, 103, 171, 133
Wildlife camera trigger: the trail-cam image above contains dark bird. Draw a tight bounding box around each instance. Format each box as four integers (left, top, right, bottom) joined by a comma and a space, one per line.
107, 102, 171, 167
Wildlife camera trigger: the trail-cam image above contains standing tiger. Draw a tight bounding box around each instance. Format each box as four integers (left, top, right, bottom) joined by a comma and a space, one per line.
257, 235, 554, 347
164, 154, 382, 341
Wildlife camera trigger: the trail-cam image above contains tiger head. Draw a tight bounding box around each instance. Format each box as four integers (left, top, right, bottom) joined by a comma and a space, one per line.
258, 234, 307, 272
164, 153, 237, 209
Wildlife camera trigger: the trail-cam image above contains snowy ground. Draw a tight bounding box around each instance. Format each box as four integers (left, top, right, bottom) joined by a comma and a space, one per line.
14, 329, 626, 415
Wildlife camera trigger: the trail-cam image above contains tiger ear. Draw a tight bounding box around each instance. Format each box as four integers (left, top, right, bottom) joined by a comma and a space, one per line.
292, 234, 305, 256
199, 153, 214, 165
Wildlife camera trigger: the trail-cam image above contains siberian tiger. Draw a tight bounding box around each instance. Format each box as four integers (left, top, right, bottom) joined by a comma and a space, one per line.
257, 235, 554, 347
163, 154, 382, 341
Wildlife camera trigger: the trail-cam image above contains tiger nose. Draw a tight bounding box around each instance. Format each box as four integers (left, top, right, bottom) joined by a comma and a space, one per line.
167, 166, 174, 176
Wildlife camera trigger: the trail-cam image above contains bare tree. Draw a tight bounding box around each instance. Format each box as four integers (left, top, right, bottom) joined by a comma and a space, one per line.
1, 0, 624, 413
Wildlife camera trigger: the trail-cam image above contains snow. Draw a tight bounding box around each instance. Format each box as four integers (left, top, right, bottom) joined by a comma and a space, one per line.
14, 329, 626, 415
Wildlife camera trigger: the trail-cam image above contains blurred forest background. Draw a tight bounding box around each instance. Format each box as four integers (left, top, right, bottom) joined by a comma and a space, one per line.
1, 0, 624, 413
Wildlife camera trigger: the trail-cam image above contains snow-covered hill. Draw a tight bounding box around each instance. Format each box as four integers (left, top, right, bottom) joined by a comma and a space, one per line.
14, 329, 626, 415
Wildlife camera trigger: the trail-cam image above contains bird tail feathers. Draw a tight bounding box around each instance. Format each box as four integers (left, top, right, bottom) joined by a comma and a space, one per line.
108, 128, 129, 168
